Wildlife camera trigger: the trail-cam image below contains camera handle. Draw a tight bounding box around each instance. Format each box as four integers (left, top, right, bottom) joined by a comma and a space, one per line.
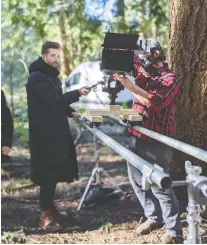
84, 81, 105, 91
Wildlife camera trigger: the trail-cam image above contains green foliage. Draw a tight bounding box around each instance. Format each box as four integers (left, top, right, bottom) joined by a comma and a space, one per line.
107, 0, 169, 46
99, 222, 113, 233
15, 125, 28, 147
2, 0, 169, 90
180, 212, 187, 219
13, 119, 29, 148
2, 178, 33, 192
121, 102, 129, 109
1, 230, 27, 244
76, 108, 86, 114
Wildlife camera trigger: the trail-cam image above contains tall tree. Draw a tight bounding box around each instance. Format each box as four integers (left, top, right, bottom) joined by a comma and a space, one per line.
56, 7, 71, 78
168, 0, 207, 181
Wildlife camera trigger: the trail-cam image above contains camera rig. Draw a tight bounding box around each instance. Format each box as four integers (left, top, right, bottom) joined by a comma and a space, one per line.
85, 32, 154, 124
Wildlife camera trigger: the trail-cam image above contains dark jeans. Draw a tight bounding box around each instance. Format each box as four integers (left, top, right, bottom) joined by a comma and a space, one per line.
128, 139, 182, 237
40, 182, 57, 211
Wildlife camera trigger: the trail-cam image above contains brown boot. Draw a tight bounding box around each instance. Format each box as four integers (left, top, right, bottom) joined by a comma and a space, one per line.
50, 202, 68, 224
161, 232, 183, 244
39, 210, 62, 232
136, 219, 163, 235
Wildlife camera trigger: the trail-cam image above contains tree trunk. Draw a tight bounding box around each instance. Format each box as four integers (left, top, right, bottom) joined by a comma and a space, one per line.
168, 0, 207, 184
56, 8, 71, 80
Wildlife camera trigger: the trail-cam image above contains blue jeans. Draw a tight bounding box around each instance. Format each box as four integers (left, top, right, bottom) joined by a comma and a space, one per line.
128, 139, 182, 237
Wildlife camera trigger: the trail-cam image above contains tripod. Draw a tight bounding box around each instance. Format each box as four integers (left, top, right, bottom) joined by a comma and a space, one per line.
77, 134, 124, 212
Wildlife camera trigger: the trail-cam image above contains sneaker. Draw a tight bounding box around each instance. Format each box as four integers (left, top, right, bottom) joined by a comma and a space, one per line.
136, 219, 163, 235
161, 232, 183, 244
39, 210, 62, 232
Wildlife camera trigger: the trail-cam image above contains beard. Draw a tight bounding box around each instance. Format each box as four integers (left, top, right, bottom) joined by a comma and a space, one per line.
47, 61, 58, 68
52, 62, 58, 68
42, 55, 59, 69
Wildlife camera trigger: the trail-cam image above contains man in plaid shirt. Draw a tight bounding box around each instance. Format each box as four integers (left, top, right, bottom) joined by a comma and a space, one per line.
113, 40, 182, 243
128, 55, 179, 141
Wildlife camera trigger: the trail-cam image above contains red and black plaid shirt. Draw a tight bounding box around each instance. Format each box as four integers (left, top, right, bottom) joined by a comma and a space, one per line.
128, 59, 180, 141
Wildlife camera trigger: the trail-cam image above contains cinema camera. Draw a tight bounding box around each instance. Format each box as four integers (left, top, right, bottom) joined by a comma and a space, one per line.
86, 32, 153, 124
101, 32, 155, 103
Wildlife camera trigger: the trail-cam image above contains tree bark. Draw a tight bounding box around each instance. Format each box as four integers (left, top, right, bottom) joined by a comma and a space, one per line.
168, 0, 207, 182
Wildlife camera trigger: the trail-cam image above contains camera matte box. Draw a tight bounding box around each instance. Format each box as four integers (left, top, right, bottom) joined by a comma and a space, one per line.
102, 33, 138, 49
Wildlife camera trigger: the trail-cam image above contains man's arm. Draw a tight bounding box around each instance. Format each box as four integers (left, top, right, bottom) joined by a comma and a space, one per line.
131, 78, 179, 111
132, 92, 148, 106
113, 74, 148, 100
114, 74, 179, 110
31, 79, 81, 109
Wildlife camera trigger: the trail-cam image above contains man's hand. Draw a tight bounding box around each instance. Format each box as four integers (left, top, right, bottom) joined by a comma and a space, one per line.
113, 74, 134, 91
71, 112, 79, 121
79, 87, 90, 95
2, 146, 11, 155
113, 73, 148, 100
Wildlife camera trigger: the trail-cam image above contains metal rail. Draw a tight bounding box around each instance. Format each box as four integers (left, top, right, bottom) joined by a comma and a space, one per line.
105, 115, 207, 163
77, 116, 171, 189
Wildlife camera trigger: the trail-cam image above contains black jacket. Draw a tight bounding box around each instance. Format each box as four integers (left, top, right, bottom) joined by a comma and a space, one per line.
26, 57, 81, 185
1, 89, 14, 148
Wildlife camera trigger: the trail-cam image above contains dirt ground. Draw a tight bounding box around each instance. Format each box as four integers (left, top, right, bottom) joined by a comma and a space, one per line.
1, 130, 207, 244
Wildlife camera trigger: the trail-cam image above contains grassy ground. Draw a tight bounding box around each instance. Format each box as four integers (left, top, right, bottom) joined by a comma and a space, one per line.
1, 130, 207, 244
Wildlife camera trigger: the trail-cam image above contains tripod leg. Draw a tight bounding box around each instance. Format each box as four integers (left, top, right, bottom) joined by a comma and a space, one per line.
77, 168, 98, 212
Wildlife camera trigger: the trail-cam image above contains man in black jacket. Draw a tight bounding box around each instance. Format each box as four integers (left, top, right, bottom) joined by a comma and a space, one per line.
26, 41, 90, 232
1, 89, 14, 163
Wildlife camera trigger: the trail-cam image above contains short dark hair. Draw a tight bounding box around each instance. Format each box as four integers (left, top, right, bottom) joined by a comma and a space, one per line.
41, 41, 60, 54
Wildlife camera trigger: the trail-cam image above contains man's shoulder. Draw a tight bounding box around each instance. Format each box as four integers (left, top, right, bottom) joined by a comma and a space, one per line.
28, 71, 49, 81
159, 71, 177, 87
27, 71, 51, 92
